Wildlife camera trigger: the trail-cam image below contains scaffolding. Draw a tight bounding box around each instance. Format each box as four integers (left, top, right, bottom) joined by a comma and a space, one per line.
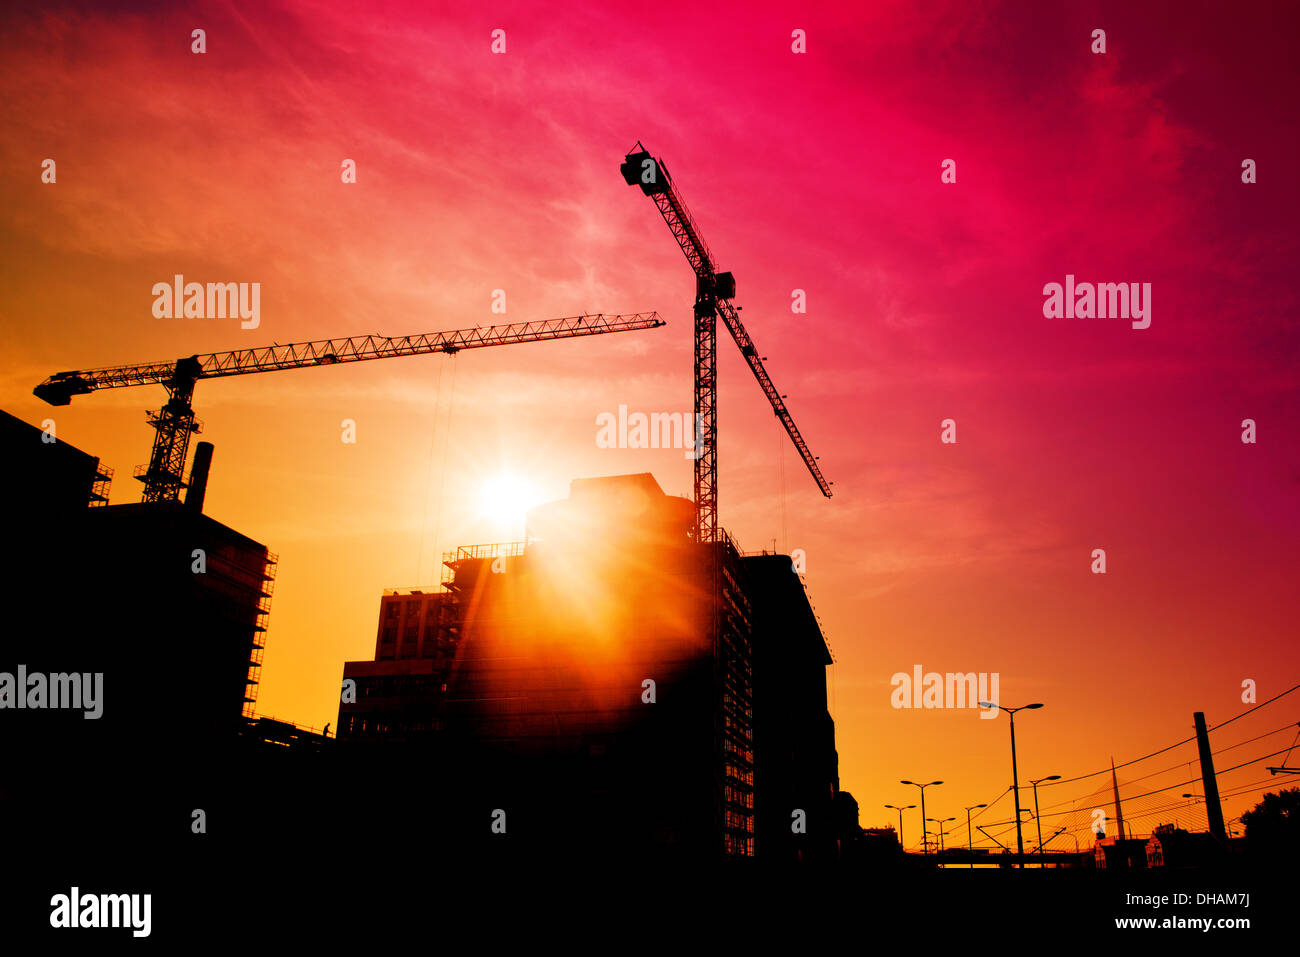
714, 529, 756, 857
88, 459, 112, 507
244, 550, 278, 717
429, 542, 528, 691
449, 542, 526, 563
437, 549, 463, 656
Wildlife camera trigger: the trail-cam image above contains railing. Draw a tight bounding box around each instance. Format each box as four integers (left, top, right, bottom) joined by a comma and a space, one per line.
449, 542, 526, 562
244, 713, 333, 739
89, 463, 113, 506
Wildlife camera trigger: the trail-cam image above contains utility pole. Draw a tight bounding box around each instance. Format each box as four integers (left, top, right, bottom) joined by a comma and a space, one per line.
964, 804, 987, 869
1194, 711, 1228, 841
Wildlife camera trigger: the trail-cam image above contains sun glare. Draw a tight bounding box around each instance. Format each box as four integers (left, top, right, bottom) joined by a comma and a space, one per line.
478, 474, 543, 526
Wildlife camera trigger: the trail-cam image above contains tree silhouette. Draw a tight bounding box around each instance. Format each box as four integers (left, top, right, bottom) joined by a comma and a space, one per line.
1241, 786, 1300, 856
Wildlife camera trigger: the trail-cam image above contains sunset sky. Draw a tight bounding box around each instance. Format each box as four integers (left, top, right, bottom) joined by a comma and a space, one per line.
2, 0, 1297, 847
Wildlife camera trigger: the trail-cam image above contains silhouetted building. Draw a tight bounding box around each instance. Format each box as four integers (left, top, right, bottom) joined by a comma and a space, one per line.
1, 412, 277, 848
1145, 824, 1222, 868
850, 825, 912, 869
339, 589, 452, 742
74, 499, 277, 729
338, 473, 841, 863
748, 553, 838, 862
1093, 836, 1148, 870
0, 409, 111, 513
375, 589, 449, 661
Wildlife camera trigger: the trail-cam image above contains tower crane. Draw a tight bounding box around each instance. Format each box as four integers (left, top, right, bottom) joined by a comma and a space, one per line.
619, 144, 831, 543
34, 312, 665, 503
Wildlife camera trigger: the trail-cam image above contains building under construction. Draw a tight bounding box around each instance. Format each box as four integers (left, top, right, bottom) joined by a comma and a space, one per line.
339, 472, 843, 864
1, 412, 278, 846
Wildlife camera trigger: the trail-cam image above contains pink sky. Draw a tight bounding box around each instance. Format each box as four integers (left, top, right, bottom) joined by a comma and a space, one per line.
2, 0, 1297, 842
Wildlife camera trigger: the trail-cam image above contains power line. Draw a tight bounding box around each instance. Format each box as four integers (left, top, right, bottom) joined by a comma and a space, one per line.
1032, 718, 1300, 817
1212, 719, 1300, 758
973, 747, 1297, 850
1039, 684, 1300, 792
1208, 682, 1300, 732
1042, 736, 1196, 789
932, 688, 1300, 846
1043, 744, 1297, 819
1055, 776, 1286, 840
1271, 724, 1300, 771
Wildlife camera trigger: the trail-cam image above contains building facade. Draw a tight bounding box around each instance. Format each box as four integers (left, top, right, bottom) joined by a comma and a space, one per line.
338, 473, 841, 863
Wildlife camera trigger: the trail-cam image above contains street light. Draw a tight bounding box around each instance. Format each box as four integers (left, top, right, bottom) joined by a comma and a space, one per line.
884, 804, 916, 851
980, 700, 1044, 868
1030, 774, 1061, 867
964, 804, 988, 868
900, 780, 943, 856
927, 817, 956, 853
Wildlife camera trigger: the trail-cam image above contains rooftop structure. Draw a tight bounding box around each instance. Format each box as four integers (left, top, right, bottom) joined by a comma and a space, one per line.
339, 473, 840, 862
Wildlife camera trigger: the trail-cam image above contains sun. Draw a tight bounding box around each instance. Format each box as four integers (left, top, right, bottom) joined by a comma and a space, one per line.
478, 474, 544, 527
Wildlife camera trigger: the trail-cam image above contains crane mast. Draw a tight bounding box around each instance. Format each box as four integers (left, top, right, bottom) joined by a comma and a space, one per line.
620, 145, 832, 543
35, 312, 664, 503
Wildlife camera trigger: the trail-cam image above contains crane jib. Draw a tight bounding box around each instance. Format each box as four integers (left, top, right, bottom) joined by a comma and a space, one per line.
34, 314, 664, 399
621, 145, 833, 505
32, 312, 665, 504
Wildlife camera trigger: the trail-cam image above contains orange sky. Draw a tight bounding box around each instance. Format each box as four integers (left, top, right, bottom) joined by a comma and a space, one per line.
2, 1, 1297, 849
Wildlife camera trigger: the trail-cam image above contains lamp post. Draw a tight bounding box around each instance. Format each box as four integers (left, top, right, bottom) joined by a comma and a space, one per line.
884, 804, 916, 852
980, 701, 1044, 868
964, 803, 987, 868
927, 816, 956, 852
900, 780, 943, 856
1030, 774, 1061, 867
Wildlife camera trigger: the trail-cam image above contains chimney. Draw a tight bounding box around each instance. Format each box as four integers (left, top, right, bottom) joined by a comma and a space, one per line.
185, 442, 214, 514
